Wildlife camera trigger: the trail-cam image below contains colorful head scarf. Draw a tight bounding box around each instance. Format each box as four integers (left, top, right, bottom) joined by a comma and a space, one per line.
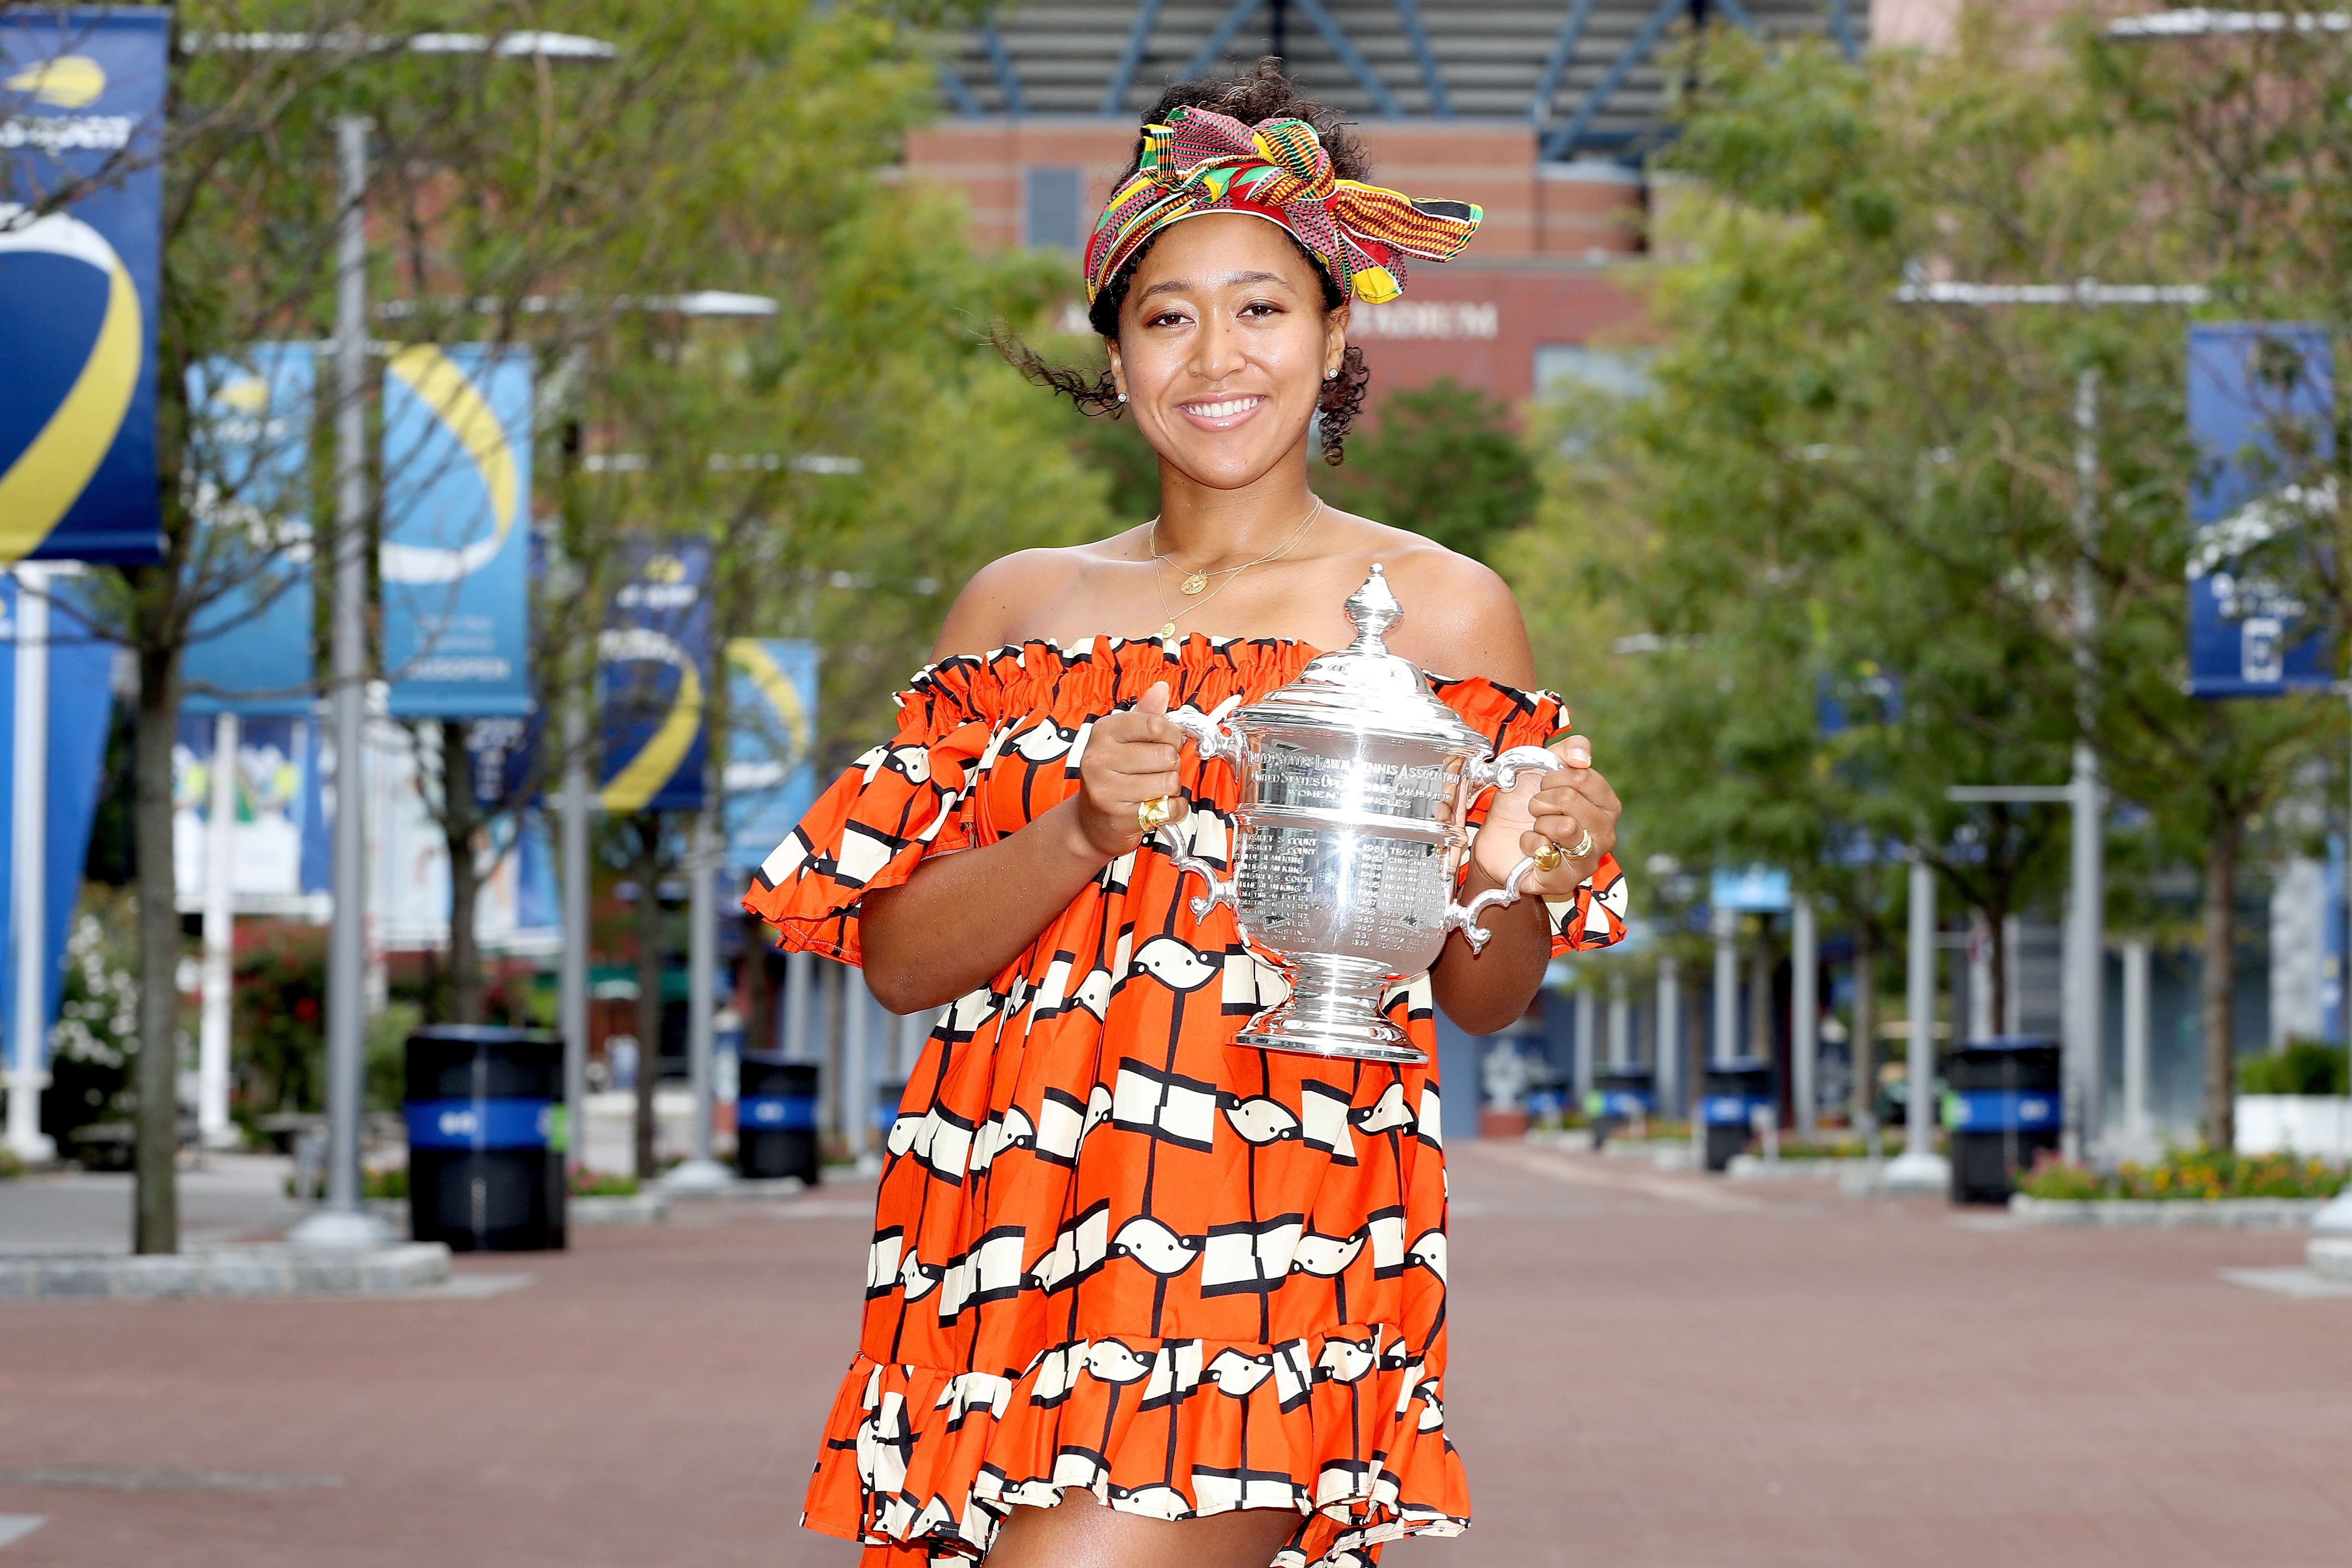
1083, 106, 1483, 308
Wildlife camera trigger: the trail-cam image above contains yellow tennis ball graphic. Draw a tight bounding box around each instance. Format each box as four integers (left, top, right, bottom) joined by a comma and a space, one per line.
0, 205, 142, 563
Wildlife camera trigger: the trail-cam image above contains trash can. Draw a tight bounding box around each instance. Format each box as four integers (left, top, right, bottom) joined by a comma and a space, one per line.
404, 1025, 566, 1252
1943, 1035, 2062, 1203
737, 1055, 820, 1184
1700, 1058, 1774, 1173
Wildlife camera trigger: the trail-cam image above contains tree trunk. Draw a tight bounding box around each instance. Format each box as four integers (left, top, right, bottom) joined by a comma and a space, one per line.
633, 814, 664, 1179
1851, 914, 1878, 1128
441, 720, 484, 1025
132, 639, 181, 1253
2200, 816, 2242, 1151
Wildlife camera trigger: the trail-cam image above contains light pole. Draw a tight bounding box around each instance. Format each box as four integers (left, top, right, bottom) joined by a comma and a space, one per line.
244, 30, 619, 1247
1882, 853, 1949, 1188
1898, 277, 2208, 1163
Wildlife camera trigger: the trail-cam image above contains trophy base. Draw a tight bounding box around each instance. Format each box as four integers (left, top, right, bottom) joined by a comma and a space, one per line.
1234, 955, 1428, 1065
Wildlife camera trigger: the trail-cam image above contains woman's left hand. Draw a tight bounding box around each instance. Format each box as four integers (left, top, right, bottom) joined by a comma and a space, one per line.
1472, 735, 1621, 900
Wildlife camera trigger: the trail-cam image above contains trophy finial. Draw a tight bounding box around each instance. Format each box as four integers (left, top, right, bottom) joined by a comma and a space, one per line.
1344, 564, 1402, 649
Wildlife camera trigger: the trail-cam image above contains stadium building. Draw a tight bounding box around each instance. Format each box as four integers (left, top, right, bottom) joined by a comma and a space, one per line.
908, 1, 1864, 408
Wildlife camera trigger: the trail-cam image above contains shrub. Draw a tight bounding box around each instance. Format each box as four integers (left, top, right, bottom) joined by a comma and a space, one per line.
570, 1170, 639, 1197
2237, 1040, 2350, 1097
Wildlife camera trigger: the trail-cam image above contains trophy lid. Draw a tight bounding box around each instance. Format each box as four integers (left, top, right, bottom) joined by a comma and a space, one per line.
1234, 565, 1489, 749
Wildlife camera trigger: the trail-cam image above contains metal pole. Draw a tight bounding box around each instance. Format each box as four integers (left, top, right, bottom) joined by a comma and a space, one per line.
2122, 936, 2150, 1151
1654, 956, 1681, 1118
2065, 367, 2107, 1160
663, 809, 728, 1188
559, 699, 589, 1175
291, 115, 389, 1248
197, 710, 240, 1148
1966, 914, 1995, 1040
1885, 854, 1949, 1184
1792, 892, 1817, 1139
1711, 904, 1738, 1064
5, 565, 55, 1163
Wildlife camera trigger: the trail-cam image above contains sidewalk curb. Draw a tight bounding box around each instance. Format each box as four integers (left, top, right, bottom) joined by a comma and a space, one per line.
0, 1243, 451, 1300
2009, 1195, 2329, 1229
2308, 1236, 2352, 1280
1728, 1156, 1873, 1182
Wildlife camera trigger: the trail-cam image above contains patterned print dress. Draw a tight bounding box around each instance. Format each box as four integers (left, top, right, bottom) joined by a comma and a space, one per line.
743, 634, 1628, 1567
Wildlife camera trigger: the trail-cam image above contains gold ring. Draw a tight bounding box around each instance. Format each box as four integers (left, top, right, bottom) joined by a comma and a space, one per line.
1137, 796, 1174, 834
1568, 827, 1597, 861
1532, 841, 1565, 873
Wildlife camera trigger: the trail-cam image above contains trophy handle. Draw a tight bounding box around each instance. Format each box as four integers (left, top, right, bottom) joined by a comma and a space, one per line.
1465, 744, 1561, 794
1165, 701, 1242, 765
1164, 700, 1240, 917
1443, 854, 1548, 955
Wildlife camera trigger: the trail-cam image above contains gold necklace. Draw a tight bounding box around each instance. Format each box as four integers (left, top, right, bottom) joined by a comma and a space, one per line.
1148, 497, 1324, 639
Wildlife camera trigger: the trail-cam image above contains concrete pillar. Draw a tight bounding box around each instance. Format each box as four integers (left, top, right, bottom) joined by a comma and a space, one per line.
1655, 956, 1682, 1118
2122, 936, 2151, 1150
784, 947, 813, 1062
1711, 904, 1738, 1064
1606, 972, 1630, 1069
1572, 985, 1596, 1103
1967, 913, 1995, 1041
197, 711, 239, 1149
1792, 893, 1818, 1139
1887, 854, 1950, 1185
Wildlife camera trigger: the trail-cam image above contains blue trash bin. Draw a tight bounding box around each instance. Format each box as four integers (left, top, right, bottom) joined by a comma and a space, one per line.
737, 1055, 820, 1183
1700, 1058, 1774, 1172
1943, 1036, 2062, 1203
404, 1024, 566, 1252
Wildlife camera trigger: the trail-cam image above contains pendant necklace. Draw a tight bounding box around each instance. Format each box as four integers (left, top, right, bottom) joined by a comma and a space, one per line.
1149, 497, 1325, 640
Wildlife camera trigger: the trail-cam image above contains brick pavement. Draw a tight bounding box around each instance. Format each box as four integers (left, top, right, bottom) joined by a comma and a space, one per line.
2, 1147, 2347, 1568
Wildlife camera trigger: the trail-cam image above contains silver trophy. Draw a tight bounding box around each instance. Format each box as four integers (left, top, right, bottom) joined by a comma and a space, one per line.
1166, 565, 1561, 1064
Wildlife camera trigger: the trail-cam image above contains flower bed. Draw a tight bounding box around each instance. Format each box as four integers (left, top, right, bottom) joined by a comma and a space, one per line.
2018, 1147, 2346, 1203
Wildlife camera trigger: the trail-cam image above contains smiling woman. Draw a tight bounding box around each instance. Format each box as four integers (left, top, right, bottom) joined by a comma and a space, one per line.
745, 55, 1629, 1568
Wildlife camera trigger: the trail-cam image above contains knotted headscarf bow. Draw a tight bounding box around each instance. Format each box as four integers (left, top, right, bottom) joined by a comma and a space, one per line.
1083, 106, 1483, 308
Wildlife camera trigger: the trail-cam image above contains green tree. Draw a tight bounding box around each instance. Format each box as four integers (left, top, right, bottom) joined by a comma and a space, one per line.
1323, 378, 1538, 562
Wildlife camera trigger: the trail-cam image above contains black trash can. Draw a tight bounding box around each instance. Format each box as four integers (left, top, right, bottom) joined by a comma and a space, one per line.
404, 1025, 565, 1252
1944, 1035, 2062, 1204
1700, 1058, 1774, 1173
738, 1055, 820, 1184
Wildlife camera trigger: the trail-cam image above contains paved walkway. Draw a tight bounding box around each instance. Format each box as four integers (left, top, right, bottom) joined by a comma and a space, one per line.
1, 1145, 2347, 1567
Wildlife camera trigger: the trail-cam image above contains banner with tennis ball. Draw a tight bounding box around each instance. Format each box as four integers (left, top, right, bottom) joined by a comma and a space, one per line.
600, 538, 710, 814
0, 7, 166, 565
380, 344, 536, 718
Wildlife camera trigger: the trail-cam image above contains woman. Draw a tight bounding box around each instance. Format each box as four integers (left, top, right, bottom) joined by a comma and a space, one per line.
747, 64, 1627, 1568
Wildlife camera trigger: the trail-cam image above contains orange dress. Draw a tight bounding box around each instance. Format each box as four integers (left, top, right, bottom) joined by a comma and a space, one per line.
743, 634, 1628, 1567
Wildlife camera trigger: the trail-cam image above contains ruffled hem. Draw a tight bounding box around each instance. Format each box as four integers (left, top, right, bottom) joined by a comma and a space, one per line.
804, 1327, 1470, 1567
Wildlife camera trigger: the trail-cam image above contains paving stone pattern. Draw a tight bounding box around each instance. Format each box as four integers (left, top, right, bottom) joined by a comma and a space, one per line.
1, 1149, 2348, 1566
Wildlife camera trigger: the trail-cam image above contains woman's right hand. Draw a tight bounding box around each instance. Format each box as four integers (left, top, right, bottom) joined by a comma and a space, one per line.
1072, 681, 1190, 859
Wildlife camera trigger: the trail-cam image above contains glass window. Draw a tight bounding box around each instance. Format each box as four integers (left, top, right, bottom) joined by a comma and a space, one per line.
1534, 344, 1655, 400
1023, 166, 1083, 252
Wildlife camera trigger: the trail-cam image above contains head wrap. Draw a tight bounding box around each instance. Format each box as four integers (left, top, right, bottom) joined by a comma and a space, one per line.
1083, 106, 1483, 308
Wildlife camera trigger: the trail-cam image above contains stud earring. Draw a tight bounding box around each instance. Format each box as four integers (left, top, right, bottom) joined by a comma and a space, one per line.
1324, 368, 1338, 381
1117, 390, 1129, 402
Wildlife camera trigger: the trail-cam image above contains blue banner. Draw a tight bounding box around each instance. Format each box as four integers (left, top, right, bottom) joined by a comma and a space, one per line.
0, 574, 117, 1076
181, 345, 315, 714
405, 1096, 553, 1151
381, 345, 534, 717
1710, 867, 1791, 914
2186, 324, 2336, 697
1700, 1093, 1774, 1129
723, 638, 818, 872
0, 8, 166, 564
466, 713, 538, 809
600, 538, 710, 814
171, 713, 332, 908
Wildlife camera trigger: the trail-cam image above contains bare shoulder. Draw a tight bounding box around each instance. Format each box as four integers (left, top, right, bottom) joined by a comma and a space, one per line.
932, 549, 1075, 661
1337, 520, 1536, 686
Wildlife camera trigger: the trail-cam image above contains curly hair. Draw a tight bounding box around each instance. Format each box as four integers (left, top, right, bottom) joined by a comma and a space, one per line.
1000, 59, 1373, 466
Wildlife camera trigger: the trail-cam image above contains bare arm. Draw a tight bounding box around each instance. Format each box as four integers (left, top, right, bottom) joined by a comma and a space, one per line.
856, 559, 1196, 1013
1408, 557, 1623, 1036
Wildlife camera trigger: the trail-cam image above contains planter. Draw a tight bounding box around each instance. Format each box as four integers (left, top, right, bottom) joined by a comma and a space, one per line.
1727, 1155, 1868, 1181
2234, 1096, 2352, 1160
1479, 1107, 1531, 1140
2009, 1194, 2329, 1229
2308, 1237, 2352, 1282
